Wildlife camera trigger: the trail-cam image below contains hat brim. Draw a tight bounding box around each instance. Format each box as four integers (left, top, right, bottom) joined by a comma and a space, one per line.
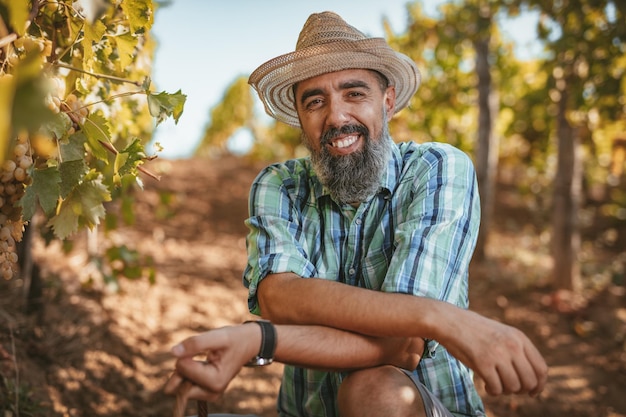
249, 38, 421, 127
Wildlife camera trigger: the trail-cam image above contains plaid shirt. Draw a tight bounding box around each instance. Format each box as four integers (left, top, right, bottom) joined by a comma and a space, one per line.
243, 141, 485, 417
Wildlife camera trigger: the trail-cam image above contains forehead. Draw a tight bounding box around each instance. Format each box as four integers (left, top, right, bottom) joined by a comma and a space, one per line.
294, 69, 380, 96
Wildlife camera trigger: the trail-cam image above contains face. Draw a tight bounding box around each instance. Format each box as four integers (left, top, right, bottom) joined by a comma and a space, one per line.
294, 69, 397, 204
294, 69, 396, 155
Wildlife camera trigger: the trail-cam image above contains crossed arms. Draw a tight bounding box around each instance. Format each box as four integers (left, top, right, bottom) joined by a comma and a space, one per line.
164, 273, 547, 402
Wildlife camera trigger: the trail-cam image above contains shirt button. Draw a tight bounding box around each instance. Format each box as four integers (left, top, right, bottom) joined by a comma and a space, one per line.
355, 218, 362, 225
348, 268, 356, 275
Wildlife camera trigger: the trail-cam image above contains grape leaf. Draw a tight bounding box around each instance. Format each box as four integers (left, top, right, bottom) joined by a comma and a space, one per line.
82, 112, 111, 161
60, 132, 88, 161
46, 200, 78, 240
122, 0, 153, 34
112, 32, 138, 70
18, 166, 61, 220
42, 112, 73, 140
116, 138, 146, 177
147, 90, 186, 125
59, 159, 88, 198
47, 175, 112, 239
82, 19, 107, 67
93, 40, 114, 74
75, 176, 112, 227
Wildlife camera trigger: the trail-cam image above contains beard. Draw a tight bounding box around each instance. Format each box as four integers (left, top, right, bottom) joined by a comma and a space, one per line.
303, 116, 393, 205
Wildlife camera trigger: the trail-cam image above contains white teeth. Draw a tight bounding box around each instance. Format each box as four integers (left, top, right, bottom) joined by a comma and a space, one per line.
332, 135, 358, 149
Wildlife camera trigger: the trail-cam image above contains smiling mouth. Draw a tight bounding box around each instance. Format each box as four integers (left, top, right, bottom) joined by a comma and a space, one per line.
330, 135, 359, 149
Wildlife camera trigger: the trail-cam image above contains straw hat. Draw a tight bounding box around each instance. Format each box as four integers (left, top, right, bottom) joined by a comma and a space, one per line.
248, 11, 421, 127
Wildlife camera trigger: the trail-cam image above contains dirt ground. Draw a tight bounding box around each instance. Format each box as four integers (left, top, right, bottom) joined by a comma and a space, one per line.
1, 155, 625, 417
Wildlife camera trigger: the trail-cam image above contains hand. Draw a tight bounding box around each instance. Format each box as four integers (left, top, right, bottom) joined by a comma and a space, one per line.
163, 323, 261, 401
380, 336, 425, 370
438, 307, 548, 397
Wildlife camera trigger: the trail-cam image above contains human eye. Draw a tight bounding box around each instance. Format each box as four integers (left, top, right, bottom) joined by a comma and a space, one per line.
304, 97, 323, 110
347, 89, 366, 99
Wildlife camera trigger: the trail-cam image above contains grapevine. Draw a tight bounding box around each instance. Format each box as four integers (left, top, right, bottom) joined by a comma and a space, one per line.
0, 0, 186, 283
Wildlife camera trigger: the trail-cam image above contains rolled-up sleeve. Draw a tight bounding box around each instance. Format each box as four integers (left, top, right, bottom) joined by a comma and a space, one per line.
382, 144, 481, 309
243, 163, 317, 315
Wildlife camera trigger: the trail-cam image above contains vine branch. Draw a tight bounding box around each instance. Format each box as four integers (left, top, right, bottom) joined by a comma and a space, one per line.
98, 140, 161, 181
53, 62, 143, 87
60, 103, 161, 181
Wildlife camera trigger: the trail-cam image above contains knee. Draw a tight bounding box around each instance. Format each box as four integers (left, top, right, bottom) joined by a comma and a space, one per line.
338, 366, 384, 407
337, 366, 424, 417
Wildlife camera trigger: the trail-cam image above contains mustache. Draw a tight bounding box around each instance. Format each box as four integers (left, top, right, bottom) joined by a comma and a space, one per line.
320, 124, 369, 147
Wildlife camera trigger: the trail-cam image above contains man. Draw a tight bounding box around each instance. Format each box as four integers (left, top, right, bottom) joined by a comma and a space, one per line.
164, 11, 548, 417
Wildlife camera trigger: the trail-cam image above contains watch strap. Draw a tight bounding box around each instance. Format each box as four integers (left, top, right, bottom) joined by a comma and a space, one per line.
244, 320, 276, 366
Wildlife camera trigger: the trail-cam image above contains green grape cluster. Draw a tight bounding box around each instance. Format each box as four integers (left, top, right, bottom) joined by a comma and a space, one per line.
0, 133, 33, 280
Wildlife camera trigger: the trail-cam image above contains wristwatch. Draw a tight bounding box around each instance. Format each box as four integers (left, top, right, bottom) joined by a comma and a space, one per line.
244, 320, 277, 367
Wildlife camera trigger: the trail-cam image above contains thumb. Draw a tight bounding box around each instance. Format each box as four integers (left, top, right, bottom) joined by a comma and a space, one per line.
171, 342, 187, 357
171, 334, 207, 358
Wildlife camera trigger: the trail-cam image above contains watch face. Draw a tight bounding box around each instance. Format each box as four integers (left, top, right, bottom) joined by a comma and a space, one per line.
255, 357, 274, 366
245, 356, 274, 367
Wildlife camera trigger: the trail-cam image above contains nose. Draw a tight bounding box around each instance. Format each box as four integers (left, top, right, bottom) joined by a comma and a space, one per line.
325, 97, 351, 130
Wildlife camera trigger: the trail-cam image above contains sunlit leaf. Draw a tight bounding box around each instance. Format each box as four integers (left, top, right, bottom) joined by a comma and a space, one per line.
147, 90, 186, 125
116, 137, 146, 177
113, 32, 138, 70
82, 19, 107, 66
74, 176, 112, 227
48, 174, 112, 239
82, 112, 111, 161
47, 199, 79, 240
122, 0, 154, 34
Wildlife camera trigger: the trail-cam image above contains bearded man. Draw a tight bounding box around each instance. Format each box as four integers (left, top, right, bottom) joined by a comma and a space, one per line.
165, 11, 547, 417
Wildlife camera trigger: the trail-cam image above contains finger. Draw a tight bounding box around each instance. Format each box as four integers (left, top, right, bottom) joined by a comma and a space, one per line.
184, 383, 223, 402
479, 366, 503, 396
172, 380, 221, 417
496, 361, 522, 395
524, 343, 549, 396
511, 356, 537, 394
171, 334, 206, 358
176, 357, 231, 393
172, 330, 230, 359
511, 343, 546, 394
163, 371, 186, 395
409, 337, 426, 355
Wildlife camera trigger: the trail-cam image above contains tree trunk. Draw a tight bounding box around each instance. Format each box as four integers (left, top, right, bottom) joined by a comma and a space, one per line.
473, 36, 499, 262
552, 86, 582, 291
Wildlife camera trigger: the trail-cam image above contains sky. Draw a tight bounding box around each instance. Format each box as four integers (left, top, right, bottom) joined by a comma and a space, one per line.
149, 1, 540, 159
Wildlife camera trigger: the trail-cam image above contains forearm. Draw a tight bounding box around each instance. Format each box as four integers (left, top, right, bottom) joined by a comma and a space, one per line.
164, 321, 423, 401
273, 324, 423, 371
258, 272, 444, 340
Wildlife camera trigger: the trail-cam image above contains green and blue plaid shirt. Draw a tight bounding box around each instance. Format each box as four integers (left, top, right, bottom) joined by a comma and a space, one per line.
243, 141, 485, 417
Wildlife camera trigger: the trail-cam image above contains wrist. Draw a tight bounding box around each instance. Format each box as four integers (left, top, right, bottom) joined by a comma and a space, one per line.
243, 320, 277, 366
425, 298, 463, 344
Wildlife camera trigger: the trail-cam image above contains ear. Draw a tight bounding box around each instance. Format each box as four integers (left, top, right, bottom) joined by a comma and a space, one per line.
383, 86, 396, 121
